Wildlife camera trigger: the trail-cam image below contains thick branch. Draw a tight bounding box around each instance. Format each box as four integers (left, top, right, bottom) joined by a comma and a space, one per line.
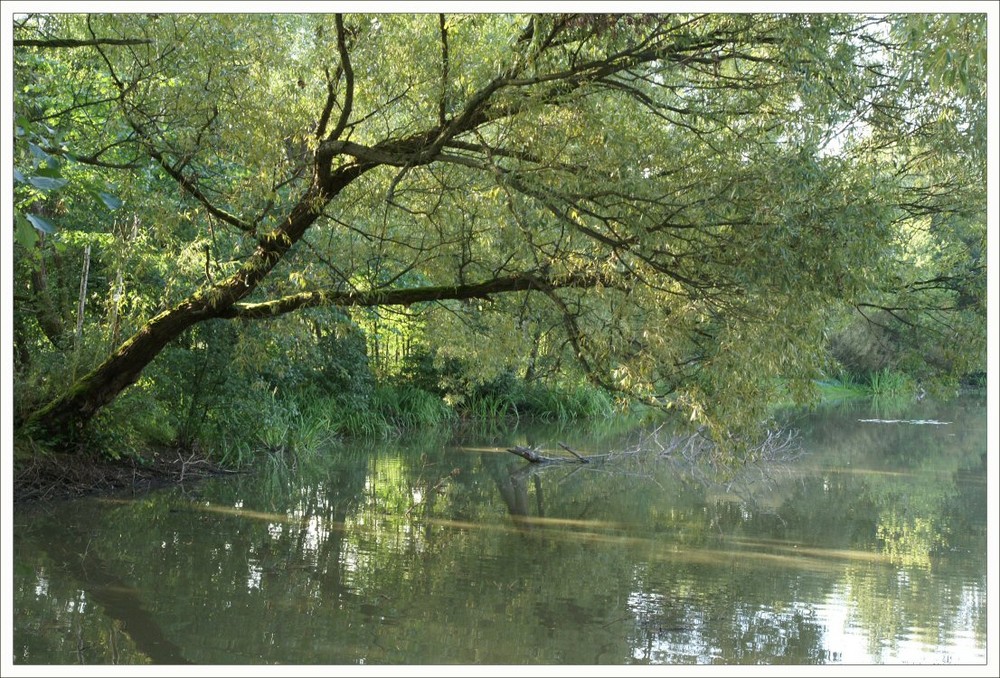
444, 138, 580, 170
326, 14, 354, 143
507, 443, 590, 464
220, 270, 613, 320
315, 66, 338, 139
319, 29, 703, 176
507, 445, 549, 463
15, 37, 152, 48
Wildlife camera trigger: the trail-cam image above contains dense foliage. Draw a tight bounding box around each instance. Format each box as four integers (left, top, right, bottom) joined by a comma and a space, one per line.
11, 12, 986, 457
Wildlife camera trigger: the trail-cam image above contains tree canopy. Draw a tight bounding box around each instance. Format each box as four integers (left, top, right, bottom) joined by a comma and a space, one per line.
10, 12, 987, 449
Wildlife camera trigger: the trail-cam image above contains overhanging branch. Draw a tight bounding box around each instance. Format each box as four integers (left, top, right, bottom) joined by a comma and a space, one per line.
219, 270, 614, 320
15, 37, 152, 48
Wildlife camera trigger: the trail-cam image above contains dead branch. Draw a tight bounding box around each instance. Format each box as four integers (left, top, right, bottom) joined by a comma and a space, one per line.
507, 445, 550, 463
507, 443, 592, 464
558, 442, 590, 463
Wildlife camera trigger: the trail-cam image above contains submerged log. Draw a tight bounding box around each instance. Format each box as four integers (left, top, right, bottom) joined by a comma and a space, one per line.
507, 445, 547, 463
506, 444, 589, 464
557, 442, 589, 463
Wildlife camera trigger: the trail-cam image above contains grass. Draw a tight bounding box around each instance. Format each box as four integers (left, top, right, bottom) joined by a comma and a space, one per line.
521, 383, 615, 421
372, 384, 456, 430
459, 381, 617, 424
768, 366, 920, 418
462, 392, 520, 424
814, 378, 870, 401
868, 368, 913, 399
771, 370, 887, 414
19, 373, 791, 472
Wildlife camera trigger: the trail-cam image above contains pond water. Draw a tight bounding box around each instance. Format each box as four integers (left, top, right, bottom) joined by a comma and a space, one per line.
11, 395, 988, 666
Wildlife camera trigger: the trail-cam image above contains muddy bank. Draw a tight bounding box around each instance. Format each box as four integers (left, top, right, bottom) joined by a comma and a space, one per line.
12, 448, 237, 504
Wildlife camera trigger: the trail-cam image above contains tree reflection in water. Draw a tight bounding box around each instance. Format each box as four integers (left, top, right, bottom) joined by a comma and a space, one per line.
13, 397, 987, 664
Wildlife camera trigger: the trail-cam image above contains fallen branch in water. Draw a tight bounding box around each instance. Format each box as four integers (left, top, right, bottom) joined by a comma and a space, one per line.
647, 426, 803, 464
506, 445, 549, 463
507, 444, 590, 464
506, 426, 802, 474
558, 442, 589, 463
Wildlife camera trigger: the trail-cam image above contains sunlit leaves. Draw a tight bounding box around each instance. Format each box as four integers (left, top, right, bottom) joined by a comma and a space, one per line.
12, 11, 986, 444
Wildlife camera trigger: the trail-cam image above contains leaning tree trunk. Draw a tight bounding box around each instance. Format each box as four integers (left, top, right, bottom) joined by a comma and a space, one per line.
27, 290, 224, 444
23, 182, 350, 448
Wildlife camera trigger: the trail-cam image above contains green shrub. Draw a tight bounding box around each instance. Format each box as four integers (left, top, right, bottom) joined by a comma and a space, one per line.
309, 327, 376, 408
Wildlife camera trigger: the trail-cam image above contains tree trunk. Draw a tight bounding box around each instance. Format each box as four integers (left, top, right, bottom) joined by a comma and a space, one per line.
23, 166, 370, 447
26, 296, 218, 443
107, 268, 124, 353
75, 244, 91, 344
31, 233, 67, 348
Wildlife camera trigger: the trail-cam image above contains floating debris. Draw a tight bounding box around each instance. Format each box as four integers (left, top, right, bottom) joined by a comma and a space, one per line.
857, 419, 951, 425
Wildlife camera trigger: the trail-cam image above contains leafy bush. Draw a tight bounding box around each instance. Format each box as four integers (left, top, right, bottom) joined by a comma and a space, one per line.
309, 327, 376, 408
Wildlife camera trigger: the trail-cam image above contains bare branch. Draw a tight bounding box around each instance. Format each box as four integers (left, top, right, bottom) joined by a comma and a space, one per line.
145, 145, 255, 235
29, 94, 121, 123
43, 143, 143, 170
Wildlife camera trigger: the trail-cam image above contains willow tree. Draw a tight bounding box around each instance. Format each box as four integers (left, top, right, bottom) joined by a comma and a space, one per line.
12, 12, 986, 446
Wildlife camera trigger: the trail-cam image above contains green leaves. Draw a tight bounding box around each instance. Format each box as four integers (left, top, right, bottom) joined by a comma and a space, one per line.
97, 191, 124, 210
26, 176, 69, 191
15, 213, 40, 250
11, 11, 987, 443
25, 213, 56, 234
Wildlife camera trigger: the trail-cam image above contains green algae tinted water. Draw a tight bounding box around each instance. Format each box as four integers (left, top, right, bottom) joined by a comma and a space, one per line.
12, 397, 987, 665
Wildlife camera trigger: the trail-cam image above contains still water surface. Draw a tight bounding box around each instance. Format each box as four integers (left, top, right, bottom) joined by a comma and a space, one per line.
13, 396, 988, 665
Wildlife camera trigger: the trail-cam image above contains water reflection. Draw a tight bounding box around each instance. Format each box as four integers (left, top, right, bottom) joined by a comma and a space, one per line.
13, 396, 987, 664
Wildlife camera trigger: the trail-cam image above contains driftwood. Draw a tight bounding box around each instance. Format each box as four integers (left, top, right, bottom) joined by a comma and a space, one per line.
557, 442, 589, 462
506, 443, 590, 464
506, 427, 802, 470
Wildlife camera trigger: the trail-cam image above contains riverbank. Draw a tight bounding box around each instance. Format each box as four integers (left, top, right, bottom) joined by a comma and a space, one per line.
13, 378, 972, 506
11, 381, 625, 505
12, 446, 235, 504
